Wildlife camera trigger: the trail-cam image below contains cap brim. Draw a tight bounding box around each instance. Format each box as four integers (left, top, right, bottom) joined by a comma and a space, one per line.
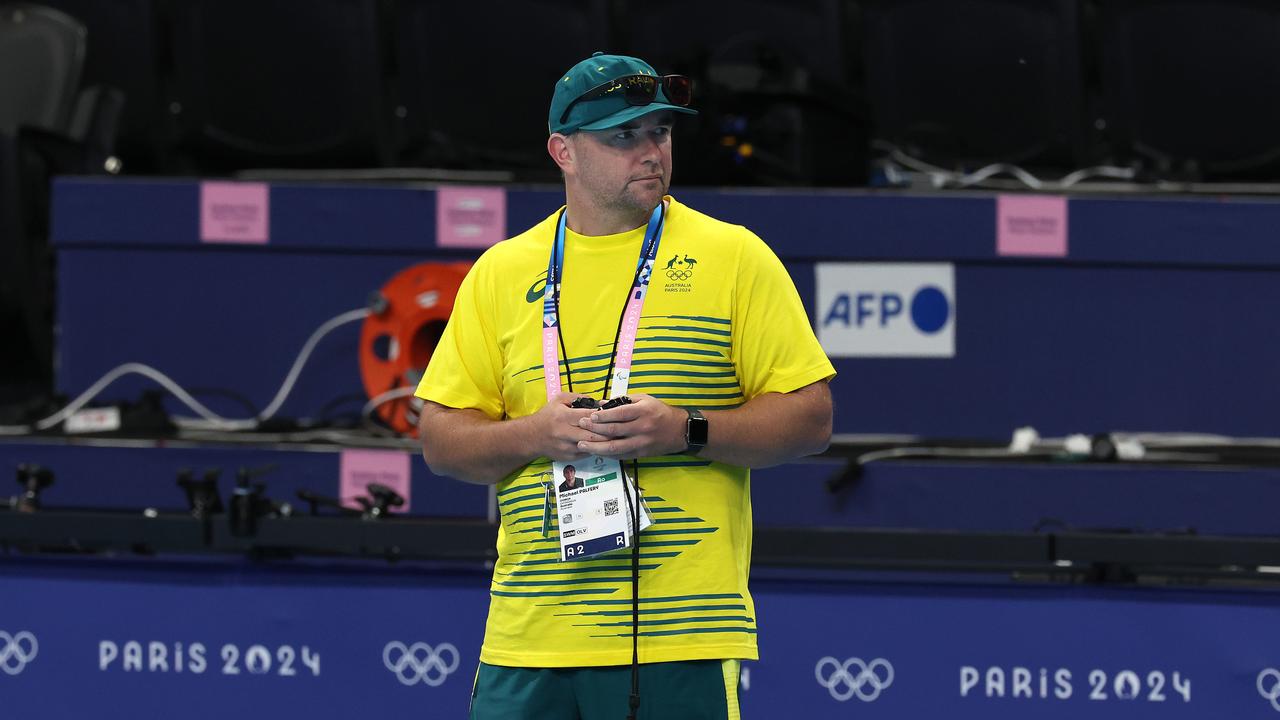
577, 103, 698, 132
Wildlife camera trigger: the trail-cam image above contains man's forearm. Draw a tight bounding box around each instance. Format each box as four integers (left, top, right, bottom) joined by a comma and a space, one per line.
573, 381, 833, 467
418, 404, 539, 485
697, 381, 832, 468
418, 394, 611, 485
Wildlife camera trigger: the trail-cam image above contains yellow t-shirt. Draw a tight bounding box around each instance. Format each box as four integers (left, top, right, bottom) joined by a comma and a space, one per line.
416, 196, 835, 667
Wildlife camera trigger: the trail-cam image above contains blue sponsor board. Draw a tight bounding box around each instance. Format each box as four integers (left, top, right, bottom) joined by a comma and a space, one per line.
749, 579, 1280, 718
0, 557, 490, 719
6, 557, 1280, 719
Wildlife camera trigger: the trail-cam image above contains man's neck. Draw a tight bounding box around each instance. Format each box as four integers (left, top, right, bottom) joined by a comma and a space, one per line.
563, 196, 652, 237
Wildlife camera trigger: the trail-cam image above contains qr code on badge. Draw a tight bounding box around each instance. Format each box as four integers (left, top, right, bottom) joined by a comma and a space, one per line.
563, 513, 572, 524
604, 499, 619, 517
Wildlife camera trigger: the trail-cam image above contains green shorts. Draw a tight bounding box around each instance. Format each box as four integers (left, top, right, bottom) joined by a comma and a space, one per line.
469, 659, 741, 720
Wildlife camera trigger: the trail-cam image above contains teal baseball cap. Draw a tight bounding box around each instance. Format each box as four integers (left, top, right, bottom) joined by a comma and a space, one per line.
549, 52, 697, 135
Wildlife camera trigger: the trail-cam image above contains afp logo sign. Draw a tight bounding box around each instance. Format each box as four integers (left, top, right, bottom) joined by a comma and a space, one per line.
816, 263, 955, 358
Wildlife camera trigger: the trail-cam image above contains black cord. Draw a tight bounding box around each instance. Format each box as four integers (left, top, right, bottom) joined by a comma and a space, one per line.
555, 297, 575, 394
600, 292, 632, 401
554, 204, 663, 400
602, 206, 663, 401
313, 393, 370, 422
184, 387, 261, 417
551, 207, 661, 718
627, 459, 641, 720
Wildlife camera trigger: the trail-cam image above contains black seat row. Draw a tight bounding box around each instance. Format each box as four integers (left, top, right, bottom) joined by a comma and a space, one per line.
6, 0, 1280, 183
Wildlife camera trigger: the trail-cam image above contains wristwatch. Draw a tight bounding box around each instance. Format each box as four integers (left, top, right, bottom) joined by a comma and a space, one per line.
683, 407, 708, 455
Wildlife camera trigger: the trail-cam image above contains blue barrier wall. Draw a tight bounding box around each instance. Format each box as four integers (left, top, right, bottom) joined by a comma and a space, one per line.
7, 555, 1280, 719
50, 179, 1280, 440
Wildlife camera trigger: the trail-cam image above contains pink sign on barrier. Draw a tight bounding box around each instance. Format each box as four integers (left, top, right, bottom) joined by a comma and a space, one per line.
339, 449, 412, 513
436, 186, 506, 248
200, 181, 270, 244
996, 194, 1068, 258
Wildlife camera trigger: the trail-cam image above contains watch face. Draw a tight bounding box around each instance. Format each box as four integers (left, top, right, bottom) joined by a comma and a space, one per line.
687, 416, 709, 446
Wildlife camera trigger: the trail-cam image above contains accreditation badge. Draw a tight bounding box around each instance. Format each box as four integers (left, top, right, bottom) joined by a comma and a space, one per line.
552, 456, 652, 561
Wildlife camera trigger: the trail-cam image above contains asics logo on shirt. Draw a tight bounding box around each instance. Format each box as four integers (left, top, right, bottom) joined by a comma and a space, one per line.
526, 273, 548, 304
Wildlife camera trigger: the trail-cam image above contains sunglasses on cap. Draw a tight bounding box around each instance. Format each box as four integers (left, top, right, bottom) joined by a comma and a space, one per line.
559, 74, 693, 126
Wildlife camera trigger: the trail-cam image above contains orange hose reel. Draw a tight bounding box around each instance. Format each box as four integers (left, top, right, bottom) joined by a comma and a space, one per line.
359, 261, 472, 435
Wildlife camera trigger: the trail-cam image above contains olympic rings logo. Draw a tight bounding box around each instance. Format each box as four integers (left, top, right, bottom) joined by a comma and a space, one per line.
383, 641, 459, 687
666, 269, 693, 281
815, 656, 894, 702
0, 631, 38, 675
1258, 668, 1280, 711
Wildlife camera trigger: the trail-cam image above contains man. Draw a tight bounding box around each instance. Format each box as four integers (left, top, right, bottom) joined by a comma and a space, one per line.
416, 52, 835, 720
557, 464, 581, 492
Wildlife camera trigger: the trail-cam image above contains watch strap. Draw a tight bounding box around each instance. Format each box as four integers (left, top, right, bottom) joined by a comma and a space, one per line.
683, 407, 708, 455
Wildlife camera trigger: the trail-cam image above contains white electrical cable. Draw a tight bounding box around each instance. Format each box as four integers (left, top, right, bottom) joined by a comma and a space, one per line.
361, 385, 419, 436
176, 427, 416, 449
873, 141, 1136, 191
254, 308, 370, 423
180, 381, 418, 441
1056, 165, 1138, 188
1124, 433, 1280, 449
29, 362, 240, 431
829, 432, 924, 445
0, 307, 369, 435
156, 307, 370, 431
855, 446, 1022, 464
954, 163, 1047, 190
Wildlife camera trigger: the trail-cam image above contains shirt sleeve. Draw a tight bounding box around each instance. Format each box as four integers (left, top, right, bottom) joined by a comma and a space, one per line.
730, 229, 836, 399
415, 253, 506, 420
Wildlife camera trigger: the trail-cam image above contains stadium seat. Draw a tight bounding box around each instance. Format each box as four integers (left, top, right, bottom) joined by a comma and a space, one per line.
165, 0, 394, 172
36, 0, 164, 172
622, 0, 866, 186
861, 0, 1085, 171
0, 4, 88, 400
0, 3, 84, 135
392, 0, 610, 178
1095, 0, 1280, 180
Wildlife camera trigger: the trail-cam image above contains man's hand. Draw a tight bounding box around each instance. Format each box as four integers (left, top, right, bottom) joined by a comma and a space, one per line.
420, 381, 830, 482
574, 393, 685, 459
419, 393, 613, 484
531, 392, 613, 461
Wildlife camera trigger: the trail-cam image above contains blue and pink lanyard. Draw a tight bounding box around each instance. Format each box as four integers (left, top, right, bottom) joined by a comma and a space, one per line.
541, 202, 667, 400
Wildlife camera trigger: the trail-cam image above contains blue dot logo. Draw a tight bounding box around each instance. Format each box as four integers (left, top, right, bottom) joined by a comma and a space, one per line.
910, 286, 950, 334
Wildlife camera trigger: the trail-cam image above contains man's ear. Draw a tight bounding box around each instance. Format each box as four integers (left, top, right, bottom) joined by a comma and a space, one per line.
548, 133, 574, 175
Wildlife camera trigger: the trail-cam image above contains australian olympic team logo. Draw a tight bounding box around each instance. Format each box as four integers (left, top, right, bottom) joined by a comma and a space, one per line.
1258, 669, 1280, 711
663, 253, 697, 282
815, 656, 894, 702
383, 641, 459, 687
0, 631, 38, 675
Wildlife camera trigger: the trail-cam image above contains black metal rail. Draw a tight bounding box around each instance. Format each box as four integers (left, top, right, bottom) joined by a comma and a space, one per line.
4, 510, 1280, 586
